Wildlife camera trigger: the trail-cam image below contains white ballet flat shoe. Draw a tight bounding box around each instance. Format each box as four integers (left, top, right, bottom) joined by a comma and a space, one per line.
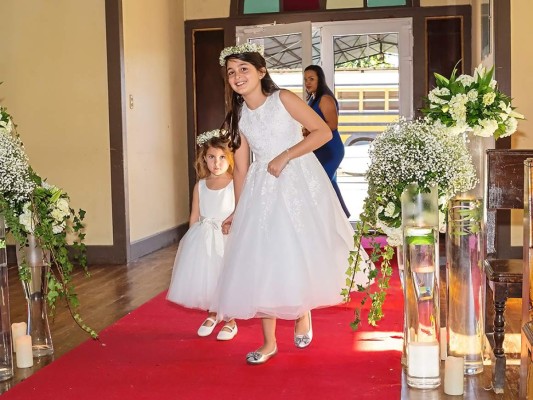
216, 323, 238, 341
197, 317, 218, 337
294, 311, 313, 349
246, 345, 278, 365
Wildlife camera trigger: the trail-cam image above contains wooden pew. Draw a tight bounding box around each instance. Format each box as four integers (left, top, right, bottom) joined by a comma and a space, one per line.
521, 158, 533, 399
485, 150, 533, 394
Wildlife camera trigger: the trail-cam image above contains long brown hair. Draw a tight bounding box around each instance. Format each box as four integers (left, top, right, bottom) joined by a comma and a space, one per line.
221, 52, 279, 151
195, 136, 234, 179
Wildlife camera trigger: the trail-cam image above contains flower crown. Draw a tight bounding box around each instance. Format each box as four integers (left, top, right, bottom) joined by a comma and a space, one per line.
196, 129, 227, 146
219, 43, 264, 66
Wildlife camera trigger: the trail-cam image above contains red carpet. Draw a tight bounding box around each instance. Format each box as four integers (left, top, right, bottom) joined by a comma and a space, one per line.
2, 269, 403, 399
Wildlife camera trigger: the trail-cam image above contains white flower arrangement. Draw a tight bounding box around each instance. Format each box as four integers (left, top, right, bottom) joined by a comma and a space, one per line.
361, 118, 477, 246
0, 103, 96, 338
0, 107, 35, 207
219, 43, 264, 66
19, 182, 71, 234
196, 129, 227, 146
423, 64, 524, 138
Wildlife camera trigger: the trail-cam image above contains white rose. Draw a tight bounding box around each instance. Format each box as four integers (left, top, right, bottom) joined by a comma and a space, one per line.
457, 74, 475, 87
467, 89, 478, 102
500, 117, 518, 138
56, 198, 70, 215
51, 208, 65, 222
52, 222, 66, 234
384, 202, 397, 218
482, 92, 496, 106
19, 212, 34, 233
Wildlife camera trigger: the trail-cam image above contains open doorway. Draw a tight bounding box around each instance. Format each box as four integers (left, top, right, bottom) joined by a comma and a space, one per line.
236, 19, 413, 221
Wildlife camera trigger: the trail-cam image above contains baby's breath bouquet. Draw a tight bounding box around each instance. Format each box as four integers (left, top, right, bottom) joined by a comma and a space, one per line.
344, 118, 477, 329
423, 64, 524, 138
0, 106, 96, 338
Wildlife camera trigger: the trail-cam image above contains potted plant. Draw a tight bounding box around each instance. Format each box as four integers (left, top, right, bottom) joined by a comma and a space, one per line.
0, 106, 97, 340
344, 118, 477, 329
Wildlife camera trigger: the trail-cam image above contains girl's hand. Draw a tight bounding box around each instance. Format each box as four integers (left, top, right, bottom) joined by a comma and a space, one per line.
267, 150, 290, 178
221, 213, 234, 235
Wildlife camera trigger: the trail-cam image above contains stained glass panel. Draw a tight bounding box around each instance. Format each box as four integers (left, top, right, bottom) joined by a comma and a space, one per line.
243, 0, 279, 14
283, 0, 320, 11
326, 0, 364, 9
367, 0, 407, 6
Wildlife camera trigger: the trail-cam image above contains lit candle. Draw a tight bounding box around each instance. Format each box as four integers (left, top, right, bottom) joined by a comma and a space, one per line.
444, 356, 464, 395
440, 327, 447, 360
11, 322, 27, 353
15, 335, 33, 368
408, 341, 440, 378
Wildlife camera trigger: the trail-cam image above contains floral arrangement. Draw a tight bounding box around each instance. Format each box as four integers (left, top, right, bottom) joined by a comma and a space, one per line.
344, 118, 477, 328
219, 43, 264, 66
0, 106, 96, 338
423, 64, 524, 138
196, 128, 227, 146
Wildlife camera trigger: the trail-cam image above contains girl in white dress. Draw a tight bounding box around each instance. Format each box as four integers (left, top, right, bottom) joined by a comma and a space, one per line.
213, 44, 370, 364
167, 130, 238, 341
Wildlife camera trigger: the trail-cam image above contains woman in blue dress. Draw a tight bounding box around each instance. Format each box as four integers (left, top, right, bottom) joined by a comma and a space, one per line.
303, 65, 350, 218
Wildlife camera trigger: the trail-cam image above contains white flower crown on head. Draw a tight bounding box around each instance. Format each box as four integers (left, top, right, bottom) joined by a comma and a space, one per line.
219, 43, 264, 66
196, 129, 227, 146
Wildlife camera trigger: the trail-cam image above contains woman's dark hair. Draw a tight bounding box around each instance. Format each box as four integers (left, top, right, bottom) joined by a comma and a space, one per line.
221, 52, 279, 151
304, 65, 338, 109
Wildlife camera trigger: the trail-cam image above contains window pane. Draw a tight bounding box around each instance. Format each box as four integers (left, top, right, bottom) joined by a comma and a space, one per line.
326, 0, 364, 9
243, 0, 279, 14
248, 34, 304, 97
367, 0, 406, 6
283, 0, 320, 11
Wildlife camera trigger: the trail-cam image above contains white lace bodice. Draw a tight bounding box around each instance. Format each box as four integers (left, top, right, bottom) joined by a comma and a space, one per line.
239, 90, 303, 163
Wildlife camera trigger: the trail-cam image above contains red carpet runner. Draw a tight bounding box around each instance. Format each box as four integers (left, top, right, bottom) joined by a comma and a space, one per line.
3, 269, 403, 399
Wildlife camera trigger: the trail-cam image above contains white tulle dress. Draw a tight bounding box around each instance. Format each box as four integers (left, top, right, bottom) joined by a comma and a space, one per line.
167, 179, 234, 311
213, 90, 369, 321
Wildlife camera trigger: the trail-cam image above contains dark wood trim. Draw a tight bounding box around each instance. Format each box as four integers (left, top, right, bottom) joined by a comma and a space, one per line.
233, 0, 419, 14
105, 0, 129, 263
129, 223, 188, 261
493, 0, 511, 151
493, 0, 511, 258
186, 4, 473, 212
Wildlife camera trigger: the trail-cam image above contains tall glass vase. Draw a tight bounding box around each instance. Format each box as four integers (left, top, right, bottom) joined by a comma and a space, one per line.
444, 132, 490, 376
446, 198, 484, 375
401, 183, 441, 389
397, 245, 408, 367
0, 215, 14, 381
16, 235, 54, 357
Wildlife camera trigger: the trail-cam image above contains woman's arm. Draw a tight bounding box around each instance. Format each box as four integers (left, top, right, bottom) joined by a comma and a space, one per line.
318, 94, 339, 131
188, 182, 200, 226
267, 89, 331, 177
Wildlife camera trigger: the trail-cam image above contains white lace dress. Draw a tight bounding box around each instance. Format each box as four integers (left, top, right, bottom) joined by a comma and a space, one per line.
167, 179, 234, 311
213, 90, 369, 321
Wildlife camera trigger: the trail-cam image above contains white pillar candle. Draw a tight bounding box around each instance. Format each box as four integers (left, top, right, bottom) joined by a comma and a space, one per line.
440, 327, 447, 360
15, 335, 33, 368
11, 322, 27, 353
444, 356, 464, 395
408, 341, 440, 378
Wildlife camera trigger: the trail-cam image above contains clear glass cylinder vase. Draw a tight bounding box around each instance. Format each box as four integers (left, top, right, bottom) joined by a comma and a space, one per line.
401, 183, 441, 389
0, 215, 14, 381
446, 197, 484, 375
16, 235, 54, 357
397, 245, 407, 367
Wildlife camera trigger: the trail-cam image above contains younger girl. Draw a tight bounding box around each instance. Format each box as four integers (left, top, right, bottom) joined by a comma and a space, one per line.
167, 130, 237, 341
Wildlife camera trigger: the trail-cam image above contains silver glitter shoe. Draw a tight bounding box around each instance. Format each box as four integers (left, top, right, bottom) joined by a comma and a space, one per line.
294, 311, 313, 348
246, 345, 278, 365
